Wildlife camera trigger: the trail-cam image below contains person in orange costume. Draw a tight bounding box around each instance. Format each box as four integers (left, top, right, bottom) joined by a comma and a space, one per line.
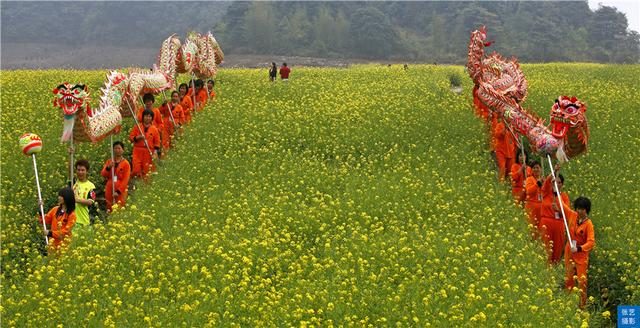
539, 172, 570, 264
207, 79, 216, 100
158, 91, 185, 150
100, 141, 131, 212
511, 149, 532, 204
179, 83, 193, 124
493, 116, 516, 181
40, 187, 76, 250
524, 160, 543, 237
136, 93, 164, 132
194, 79, 208, 111
472, 85, 490, 122
129, 110, 160, 179
559, 196, 595, 309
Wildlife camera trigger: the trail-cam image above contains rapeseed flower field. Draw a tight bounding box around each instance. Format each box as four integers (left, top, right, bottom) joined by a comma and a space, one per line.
1, 64, 638, 326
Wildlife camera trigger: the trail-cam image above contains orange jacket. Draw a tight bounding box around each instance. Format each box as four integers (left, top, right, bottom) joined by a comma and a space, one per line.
136, 106, 164, 131
525, 176, 542, 204
209, 89, 216, 99
195, 89, 208, 110
180, 95, 193, 112
41, 206, 76, 243
159, 103, 184, 126
493, 121, 516, 158
129, 124, 161, 151
511, 163, 532, 190
563, 207, 595, 264
100, 158, 131, 195
540, 176, 570, 220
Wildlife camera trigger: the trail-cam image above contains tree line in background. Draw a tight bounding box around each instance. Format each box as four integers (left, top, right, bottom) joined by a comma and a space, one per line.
2, 1, 638, 64
0, 2, 231, 47
215, 1, 640, 63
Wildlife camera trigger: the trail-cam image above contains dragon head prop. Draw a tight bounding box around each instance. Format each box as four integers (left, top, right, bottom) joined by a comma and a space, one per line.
550, 96, 589, 159
53, 83, 89, 117
550, 96, 587, 138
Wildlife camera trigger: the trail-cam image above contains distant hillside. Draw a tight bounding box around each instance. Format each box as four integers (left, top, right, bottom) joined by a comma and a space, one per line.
215, 1, 640, 63
1, 1, 638, 68
1, 2, 230, 47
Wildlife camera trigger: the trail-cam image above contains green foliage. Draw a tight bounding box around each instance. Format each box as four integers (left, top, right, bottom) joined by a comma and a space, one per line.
215, 1, 639, 63
448, 72, 462, 87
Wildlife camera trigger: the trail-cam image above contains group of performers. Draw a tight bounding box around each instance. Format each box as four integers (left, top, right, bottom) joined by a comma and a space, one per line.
40, 79, 217, 253
483, 110, 595, 308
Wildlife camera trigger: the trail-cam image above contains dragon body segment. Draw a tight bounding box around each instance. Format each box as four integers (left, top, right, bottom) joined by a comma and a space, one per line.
467, 26, 589, 161
55, 32, 223, 143
53, 82, 122, 143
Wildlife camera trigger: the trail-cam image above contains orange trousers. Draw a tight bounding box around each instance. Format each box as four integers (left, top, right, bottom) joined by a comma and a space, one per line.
496, 152, 513, 182
132, 147, 154, 178
105, 182, 128, 212
540, 217, 566, 264
161, 126, 173, 151
565, 256, 588, 308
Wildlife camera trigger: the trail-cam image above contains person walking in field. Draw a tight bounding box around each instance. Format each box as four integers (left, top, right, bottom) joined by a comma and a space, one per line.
492, 115, 516, 181
179, 83, 193, 124
279, 62, 291, 81
539, 170, 570, 264
100, 141, 131, 212
511, 149, 531, 204
524, 160, 543, 237
207, 79, 216, 100
557, 196, 595, 309
136, 93, 164, 132
73, 159, 96, 230
40, 187, 76, 251
129, 110, 161, 180
159, 91, 184, 151
269, 62, 277, 82
194, 79, 208, 111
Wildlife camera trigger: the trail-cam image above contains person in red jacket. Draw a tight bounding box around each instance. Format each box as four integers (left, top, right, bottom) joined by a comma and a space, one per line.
40, 187, 76, 251
100, 141, 131, 212
558, 196, 595, 309
539, 171, 570, 264
279, 62, 291, 80
129, 110, 160, 180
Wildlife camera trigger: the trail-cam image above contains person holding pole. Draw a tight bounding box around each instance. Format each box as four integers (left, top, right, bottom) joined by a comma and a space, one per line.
179, 83, 193, 124
130, 110, 161, 179
159, 91, 184, 150
493, 115, 516, 181
510, 148, 531, 204
40, 187, 76, 251
557, 196, 595, 309
73, 159, 96, 230
136, 93, 164, 132
524, 160, 543, 238
539, 170, 570, 264
100, 141, 131, 212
